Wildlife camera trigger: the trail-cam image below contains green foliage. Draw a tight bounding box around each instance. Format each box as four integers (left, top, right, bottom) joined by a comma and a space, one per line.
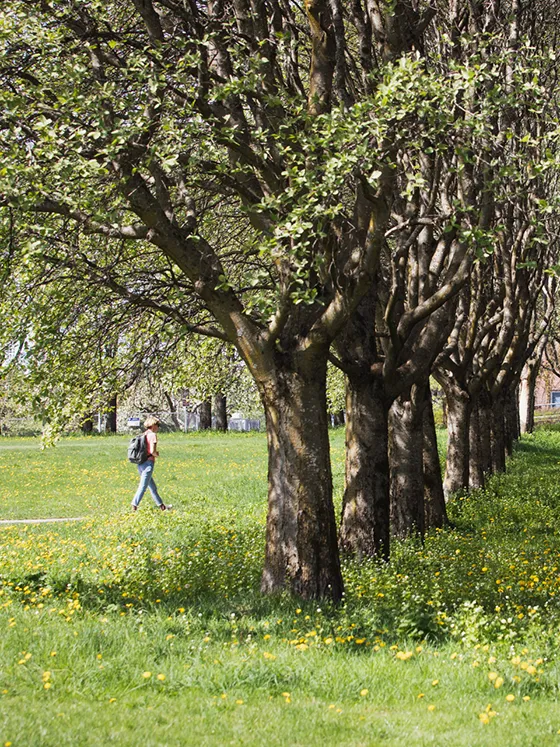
326, 362, 345, 416
2, 1, 560, 437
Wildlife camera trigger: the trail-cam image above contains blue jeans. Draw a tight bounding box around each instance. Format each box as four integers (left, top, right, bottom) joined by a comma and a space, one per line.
132, 459, 163, 507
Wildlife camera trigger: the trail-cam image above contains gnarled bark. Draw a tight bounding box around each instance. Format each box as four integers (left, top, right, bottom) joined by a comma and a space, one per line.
389, 387, 425, 539
259, 348, 343, 602
504, 386, 520, 456
490, 393, 506, 474
468, 393, 485, 490
478, 388, 493, 474
443, 383, 470, 496
423, 385, 448, 529
339, 374, 390, 559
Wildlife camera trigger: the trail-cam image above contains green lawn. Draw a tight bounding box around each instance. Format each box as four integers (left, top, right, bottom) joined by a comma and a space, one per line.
0, 432, 272, 520
1, 429, 560, 745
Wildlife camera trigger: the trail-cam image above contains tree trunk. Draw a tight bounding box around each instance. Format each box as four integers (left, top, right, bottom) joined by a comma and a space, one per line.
199, 399, 212, 430
423, 385, 448, 530
519, 360, 538, 434
478, 388, 493, 474
214, 393, 227, 432
443, 384, 470, 496
468, 394, 485, 490
441, 395, 448, 429
164, 391, 182, 430
259, 353, 343, 602
389, 387, 425, 539
339, 374, 390, 559
332, 410, 345, 427
505, 385, 520, 455
81, 415, 94, 434
490, 393, 506, 474
105, 395, 117, 433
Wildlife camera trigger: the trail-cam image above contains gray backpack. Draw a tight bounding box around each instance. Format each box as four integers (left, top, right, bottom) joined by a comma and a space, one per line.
127, 433, 148, 464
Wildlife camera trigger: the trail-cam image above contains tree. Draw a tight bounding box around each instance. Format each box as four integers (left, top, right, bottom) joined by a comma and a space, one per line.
1, 0, 444, 599
334, 0, 559, 554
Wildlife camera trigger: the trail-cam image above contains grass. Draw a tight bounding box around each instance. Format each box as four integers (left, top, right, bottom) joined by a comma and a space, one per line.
0, 431, 271, 520
1, 429, 560, 745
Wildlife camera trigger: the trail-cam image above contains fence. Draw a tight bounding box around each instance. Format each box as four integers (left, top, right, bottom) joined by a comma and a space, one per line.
119, 410, 262, 433
534, 404, 560, 424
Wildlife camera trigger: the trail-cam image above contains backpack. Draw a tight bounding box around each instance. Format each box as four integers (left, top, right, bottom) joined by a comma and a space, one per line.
127, 433, 148, 464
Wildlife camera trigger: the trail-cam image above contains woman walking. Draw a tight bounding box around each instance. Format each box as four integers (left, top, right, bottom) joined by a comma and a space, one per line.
131, 417, 171, 511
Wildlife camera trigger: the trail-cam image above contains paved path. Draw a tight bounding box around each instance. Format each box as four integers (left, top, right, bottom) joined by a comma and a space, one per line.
0, 517, 85, 525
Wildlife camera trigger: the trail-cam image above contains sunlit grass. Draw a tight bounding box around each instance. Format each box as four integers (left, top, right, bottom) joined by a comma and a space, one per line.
1, 428, 560, 744
0, 431, 269, 520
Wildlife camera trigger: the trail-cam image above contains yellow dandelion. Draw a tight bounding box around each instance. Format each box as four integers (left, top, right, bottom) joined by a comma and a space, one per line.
479, 712, 490, 724
142, 671, 152, 679
360, 689, 368, 697
157, 674, 166, 681
396, 651, 413, 661
494, 677, 504, 689
428, 704, 436, 712
236, 699, 244, 705
506, 694, 515, 702
488, 671, 498, 681
523, 696, 530, 702
431, 679, 439, 686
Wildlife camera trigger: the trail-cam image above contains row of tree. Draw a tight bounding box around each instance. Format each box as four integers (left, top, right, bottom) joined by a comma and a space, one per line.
2, 0, 560, 600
